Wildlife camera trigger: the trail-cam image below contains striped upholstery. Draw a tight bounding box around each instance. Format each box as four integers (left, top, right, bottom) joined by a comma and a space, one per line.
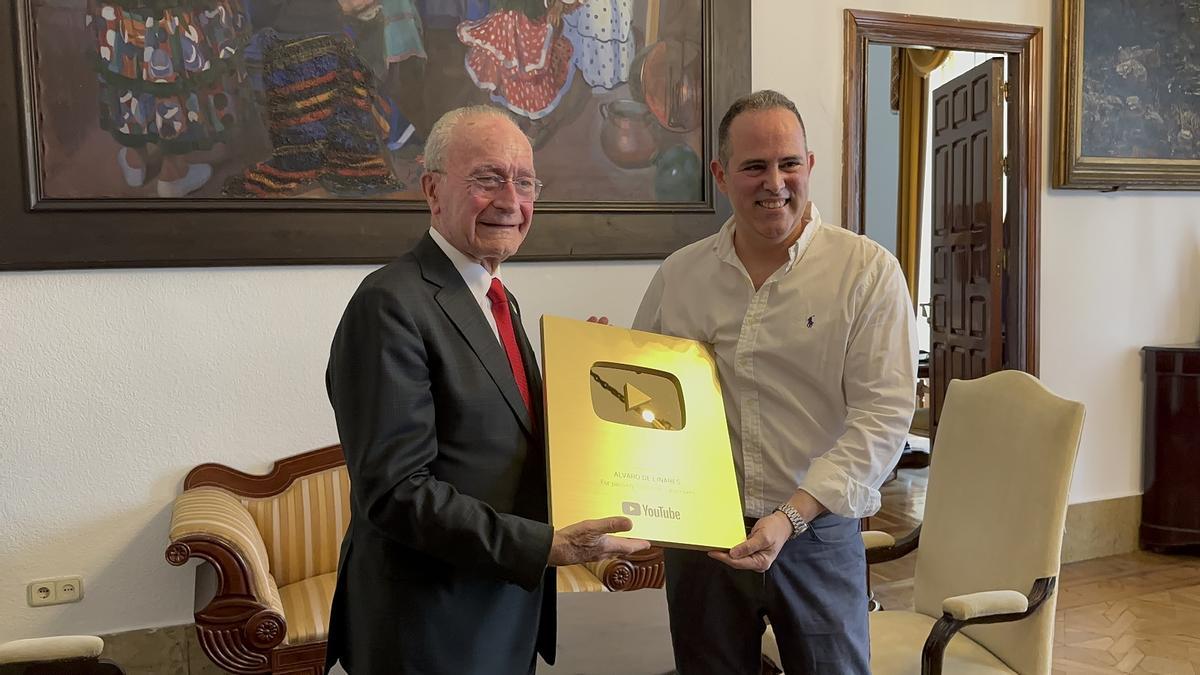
277, 572, 337, 645
557, 564, 608, 593
169, 487, 285, 618
264, 574, 284, 624
174, 462, 629, 651
584, 559, 619, 582
239, 467, 351, 587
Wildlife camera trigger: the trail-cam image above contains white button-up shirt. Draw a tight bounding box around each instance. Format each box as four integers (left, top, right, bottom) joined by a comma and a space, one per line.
633, 206, 917, 519
429, 227, 502, 344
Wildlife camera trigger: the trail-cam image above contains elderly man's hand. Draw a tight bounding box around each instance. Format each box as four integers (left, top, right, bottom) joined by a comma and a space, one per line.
548, 516, 650, 566
707, 511, 792, 573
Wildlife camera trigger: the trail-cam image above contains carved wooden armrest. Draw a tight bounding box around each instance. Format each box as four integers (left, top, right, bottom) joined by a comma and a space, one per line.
919, 577, 1056, 675
585, 547, 666, 591
864, 524, 921, 564
165, 487, 285, 673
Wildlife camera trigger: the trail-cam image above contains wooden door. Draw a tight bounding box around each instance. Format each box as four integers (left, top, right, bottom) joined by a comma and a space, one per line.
928, 58, 1006, 438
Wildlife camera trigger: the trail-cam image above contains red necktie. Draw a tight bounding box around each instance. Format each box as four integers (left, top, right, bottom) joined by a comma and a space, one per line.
487, 278, 532, 417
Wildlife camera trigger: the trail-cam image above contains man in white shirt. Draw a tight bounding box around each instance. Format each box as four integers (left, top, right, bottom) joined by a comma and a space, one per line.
634, 90, 918, 674
325, 105, 648, 674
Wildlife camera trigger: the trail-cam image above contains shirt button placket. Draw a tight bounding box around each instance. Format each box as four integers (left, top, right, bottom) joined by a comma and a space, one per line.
739, 286, 769, 516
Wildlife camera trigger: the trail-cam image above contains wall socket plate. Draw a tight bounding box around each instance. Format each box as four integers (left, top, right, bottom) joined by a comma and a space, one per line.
27, 576, 83, 607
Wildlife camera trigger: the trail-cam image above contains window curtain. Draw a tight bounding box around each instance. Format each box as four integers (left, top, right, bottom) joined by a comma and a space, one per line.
895, 48, 950, 307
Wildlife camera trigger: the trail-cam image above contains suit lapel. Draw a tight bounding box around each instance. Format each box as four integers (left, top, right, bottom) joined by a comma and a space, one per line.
416, 235, 534, 436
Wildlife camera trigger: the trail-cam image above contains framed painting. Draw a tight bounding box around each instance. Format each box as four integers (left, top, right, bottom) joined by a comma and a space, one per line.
1055, 0, 1200, 190
0, 0, 747, 270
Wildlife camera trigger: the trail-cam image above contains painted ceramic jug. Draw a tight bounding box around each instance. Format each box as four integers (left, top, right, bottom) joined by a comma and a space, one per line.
599, 99, 658, 169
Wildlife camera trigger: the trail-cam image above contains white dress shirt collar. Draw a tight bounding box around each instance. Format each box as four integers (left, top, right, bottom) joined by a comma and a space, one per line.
428, 227, 503, 342
429, 227, 500, 295
714, 203, 824, 277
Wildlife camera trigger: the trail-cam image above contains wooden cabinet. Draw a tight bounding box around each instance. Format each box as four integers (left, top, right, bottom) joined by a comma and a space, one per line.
1140, 344, 1200, 550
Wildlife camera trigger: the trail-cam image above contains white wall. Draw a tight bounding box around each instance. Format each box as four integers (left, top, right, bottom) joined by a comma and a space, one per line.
864, 43, 900, 254
2, 0, 1200, 643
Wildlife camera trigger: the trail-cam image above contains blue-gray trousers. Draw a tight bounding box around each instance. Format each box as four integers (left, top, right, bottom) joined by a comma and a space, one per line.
664, 514, 870, 674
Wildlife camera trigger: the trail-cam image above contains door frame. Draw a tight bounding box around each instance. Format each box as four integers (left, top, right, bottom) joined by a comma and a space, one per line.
841, 9, 1042, 375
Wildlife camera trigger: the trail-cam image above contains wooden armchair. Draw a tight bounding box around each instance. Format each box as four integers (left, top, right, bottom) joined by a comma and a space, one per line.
762, 371, 1085, 674
861, 371, 1084, 675
166, 444, 665, 674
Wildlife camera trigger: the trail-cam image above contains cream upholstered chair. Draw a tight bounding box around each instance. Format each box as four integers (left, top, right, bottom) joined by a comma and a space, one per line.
866, 370, 1084, 675
762, 370, 1084, 675
0, 636, 122, 674
167, 444, 664, 674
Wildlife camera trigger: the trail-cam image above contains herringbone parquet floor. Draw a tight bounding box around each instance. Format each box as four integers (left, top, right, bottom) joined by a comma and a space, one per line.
869, 466, 1200, 675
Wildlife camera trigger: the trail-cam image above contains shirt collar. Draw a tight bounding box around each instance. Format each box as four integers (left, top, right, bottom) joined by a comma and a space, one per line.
428, 227, 498, 299
714, 203, 824, 274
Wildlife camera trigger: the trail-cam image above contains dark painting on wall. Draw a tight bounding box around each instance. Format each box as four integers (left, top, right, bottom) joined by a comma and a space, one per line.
0, 0, 748, 269
1054, 0, 1200, 190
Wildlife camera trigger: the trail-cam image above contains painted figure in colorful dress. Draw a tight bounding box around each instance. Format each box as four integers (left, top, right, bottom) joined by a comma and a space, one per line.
222, 0, 403, 197
376, 0, 427, 152
456, 0, 575, 121
87, 0, 251, 197
559, 0, 634, 91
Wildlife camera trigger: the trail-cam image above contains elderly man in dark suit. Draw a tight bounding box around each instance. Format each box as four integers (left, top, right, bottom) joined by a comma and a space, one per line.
324, 105, 649, 674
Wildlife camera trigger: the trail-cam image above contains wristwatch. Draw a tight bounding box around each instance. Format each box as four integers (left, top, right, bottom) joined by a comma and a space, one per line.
773, 502, 810, 540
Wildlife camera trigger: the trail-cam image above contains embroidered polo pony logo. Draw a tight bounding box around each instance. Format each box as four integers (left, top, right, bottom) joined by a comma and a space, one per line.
807, 315, 815, 328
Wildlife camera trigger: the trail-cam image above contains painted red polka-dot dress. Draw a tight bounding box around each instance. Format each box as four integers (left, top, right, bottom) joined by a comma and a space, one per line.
457, 9, 574, 120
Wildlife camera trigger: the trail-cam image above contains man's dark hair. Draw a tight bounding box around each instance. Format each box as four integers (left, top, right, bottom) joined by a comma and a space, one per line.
717, 90, 808, 166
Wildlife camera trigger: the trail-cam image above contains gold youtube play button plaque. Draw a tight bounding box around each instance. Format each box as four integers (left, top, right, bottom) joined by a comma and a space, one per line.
540, 315, 745, 550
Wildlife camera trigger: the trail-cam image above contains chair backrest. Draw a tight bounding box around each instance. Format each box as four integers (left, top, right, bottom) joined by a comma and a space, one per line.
912, 370, 1085, 675
185, 445, 352, 587
239, 466, 351, 586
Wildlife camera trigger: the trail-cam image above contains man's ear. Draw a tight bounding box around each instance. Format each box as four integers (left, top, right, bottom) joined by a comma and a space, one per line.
421, 172, 441, 215
710, 160, 729, 196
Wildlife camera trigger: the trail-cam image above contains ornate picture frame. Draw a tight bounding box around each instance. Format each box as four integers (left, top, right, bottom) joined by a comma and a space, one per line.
1054, 0, 1200, 190
0, 0, 747, 270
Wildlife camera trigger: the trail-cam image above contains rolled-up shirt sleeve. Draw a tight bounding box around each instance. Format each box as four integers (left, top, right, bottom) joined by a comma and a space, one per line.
800, 257, 918, 518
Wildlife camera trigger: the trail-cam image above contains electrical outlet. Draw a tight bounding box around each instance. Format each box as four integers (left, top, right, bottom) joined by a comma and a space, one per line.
27, 580, 56, 607
26, 576, 83, 607
55, 576, 82, 603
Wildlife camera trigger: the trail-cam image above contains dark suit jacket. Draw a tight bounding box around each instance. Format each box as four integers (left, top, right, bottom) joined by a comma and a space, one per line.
324, 234, 555, 674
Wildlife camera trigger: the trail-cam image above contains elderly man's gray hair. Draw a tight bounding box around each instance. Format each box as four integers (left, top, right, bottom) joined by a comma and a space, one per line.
423, 106, 519, 173
717, 90, 808, 167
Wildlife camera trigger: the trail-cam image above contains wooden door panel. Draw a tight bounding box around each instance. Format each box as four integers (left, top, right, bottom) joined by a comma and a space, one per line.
971, 243, 988, 283
952, 140, 968, 232
972, 133, 991, 223
932, 247, 948, 284
934, 96, 951, 134
933, 147, 949, 234
970, 295, 986, 337
929, 57, 1006, 438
